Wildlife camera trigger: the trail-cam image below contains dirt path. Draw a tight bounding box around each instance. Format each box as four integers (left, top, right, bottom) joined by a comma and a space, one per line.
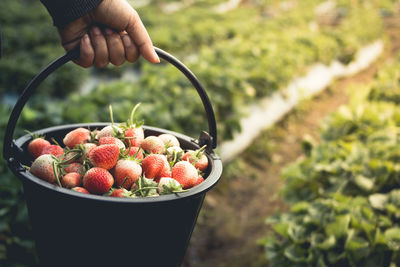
182, 16, 400, 267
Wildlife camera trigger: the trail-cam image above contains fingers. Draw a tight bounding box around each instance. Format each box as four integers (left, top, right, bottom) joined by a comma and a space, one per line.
90, 26, 109, 68
78, 34, 94, 68
121, 34, 139, 63
125, 10, 160, 63
104, 28, 125, 66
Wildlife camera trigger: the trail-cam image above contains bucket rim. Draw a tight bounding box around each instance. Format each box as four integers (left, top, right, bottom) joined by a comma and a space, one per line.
10, 123, 223, 204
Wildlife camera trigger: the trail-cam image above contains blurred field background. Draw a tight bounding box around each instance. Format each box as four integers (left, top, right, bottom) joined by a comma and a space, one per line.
1, 0, 400, 266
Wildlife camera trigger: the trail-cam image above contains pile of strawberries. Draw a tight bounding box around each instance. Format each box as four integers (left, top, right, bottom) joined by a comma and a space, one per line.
26, 104, 207, 197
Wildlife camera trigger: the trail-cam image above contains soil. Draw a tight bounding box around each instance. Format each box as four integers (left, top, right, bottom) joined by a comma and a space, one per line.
182, 15, 400, 267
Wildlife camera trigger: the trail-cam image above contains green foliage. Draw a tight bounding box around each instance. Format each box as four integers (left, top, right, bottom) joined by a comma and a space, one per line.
0, 0, 86, 97
262, 49, 400, 267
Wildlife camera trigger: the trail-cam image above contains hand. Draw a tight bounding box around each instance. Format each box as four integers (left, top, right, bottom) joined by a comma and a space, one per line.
58, 0, 159, 68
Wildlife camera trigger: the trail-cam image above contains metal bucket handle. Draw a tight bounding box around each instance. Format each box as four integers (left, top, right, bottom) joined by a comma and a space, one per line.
3, 47, 218, 164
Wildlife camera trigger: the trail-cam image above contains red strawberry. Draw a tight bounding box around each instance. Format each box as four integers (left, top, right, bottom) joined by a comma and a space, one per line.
172, 161, 198, 189
39, 144, 64, 158
30, 154, 59, 184
61, 172, 82, 188
124, 127, 144, 147
141, 136, 165, 154
88, 144, 120, 170
64, 162, 84, 174
113, 159, 142, 189
182, 146, 208, 171
28, 137, 51, 159
99, 136, 125, 150
63, 128, 90, 149
109, 188, 132, 198
193, 175, 205, 187
142, 154, 169, 179
158, 134, 180, 148
72, 187, 89, 194
126, 146, 144, 160
83, 167, 114, 194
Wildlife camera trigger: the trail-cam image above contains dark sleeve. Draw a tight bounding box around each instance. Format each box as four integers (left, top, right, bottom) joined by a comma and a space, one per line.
40, 0, 104, 28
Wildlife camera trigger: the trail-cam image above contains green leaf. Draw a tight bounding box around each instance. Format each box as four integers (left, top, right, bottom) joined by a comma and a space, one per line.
283, 244, 307, 263
353, 175, 374, 192
325, 214, 351, 238
369, 194, 389, 210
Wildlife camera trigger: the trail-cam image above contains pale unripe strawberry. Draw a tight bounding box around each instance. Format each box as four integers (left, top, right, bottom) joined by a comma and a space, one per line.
158, 134, 180, 148
172, 161, 198, 189
99, 136, 125, 150
113, 159, 142, 189
30, 154, 58, 184
83, 167, 114, 195
141, 136, 165, 154
97, 125, 123, 139
158, 177, 182, 194
28, 138, 51, 159
61, 172, 82, 188
63, 128, 90, 149
78, 143, 97, 163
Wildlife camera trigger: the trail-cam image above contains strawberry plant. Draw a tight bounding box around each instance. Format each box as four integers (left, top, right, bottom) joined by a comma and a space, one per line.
262, 51, 400, 267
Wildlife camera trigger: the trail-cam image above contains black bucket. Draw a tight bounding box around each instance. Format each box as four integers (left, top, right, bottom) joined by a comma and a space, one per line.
3, 48, 223, 266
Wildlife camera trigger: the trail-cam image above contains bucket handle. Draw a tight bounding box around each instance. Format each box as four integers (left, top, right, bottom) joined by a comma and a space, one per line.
3, 47, 217, 163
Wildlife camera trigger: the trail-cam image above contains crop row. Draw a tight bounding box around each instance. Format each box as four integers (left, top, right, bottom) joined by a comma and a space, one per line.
262, 52, 400, 267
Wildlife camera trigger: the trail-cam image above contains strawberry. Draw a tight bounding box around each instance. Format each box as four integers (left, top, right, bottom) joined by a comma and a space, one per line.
28, 137, 51, 159
158, 134, 180, 148
193, 175, 205, 187
131, 176, 158, 197
88, 144, 120, 170
122, 103, 144, 147
141, 154, 169, 179
157, 177, 185, 194
113, 159, 142, 189
99, 136, 126, 150
109, 188, 132, 198
63, 128, 90, 149
126, 146, 144, 160
124, 127, 144, 147
182, 146, 208, 172
64, 162, 84, 174
172, 161, 198, 189
97, 125, 123, 139
39, 144, 64, 158
83, 167, 114, 195
30, 154, 59, 184
78, 143, 97, 163
61, 172, 82, 188
141, 136, 165, 154
72, 187, 89, 194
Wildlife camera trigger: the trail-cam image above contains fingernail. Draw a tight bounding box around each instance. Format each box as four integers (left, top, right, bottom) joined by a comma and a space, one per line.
104, 28, 113, 35
92, 26, 101, 36
83, 34, 90, 44
122, 35, 132, 47
153, 50, 160, 63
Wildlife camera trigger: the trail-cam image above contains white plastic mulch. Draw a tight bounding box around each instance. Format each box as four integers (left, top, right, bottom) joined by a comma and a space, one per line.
219, 40, 384, 162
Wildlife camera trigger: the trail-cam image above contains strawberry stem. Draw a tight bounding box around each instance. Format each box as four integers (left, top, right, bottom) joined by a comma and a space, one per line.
109, 105, 115, 126
53, 161, 62, 188
131, 186, 158, 195
129, 103, 141, 126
